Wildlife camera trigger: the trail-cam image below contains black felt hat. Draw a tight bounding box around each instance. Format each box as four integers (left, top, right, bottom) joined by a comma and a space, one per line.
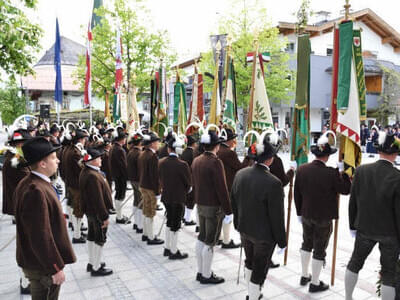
142, 132, 160, 146
83, 147, 105, 162
224, 128, 237, 142
186, 135, 197, 146
22, 137, 61, 166
310, 133, 337, 157
73, 129, 89, 141
9, 129, 31, 145
374, 131, 400, 154
200, 130, 224, 146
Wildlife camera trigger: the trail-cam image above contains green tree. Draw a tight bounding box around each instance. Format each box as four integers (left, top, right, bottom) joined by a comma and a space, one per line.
0, 80, 26, 124
375, 65, 400, 125
199, 0, 294, 110
74, 0, 176, 100
0, 0, 42, 79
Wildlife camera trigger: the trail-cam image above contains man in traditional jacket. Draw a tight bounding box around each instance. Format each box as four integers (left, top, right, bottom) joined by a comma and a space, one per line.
159, 134, 191, 259
80, 147, 113, 277
217, 128, 245, 249
345, 132, 400, 300
192, 130, 232, 284
294, 136, 351, 293
99, 137, 113, 193
15, 137, 76, 299
180, 135, 197, 226
138, 131, 164, 245
231, 138, 287, 300
127, 133, 144, 233
110, 129, 130, 224
1, 129, 31, 294
63, 129, 89, 243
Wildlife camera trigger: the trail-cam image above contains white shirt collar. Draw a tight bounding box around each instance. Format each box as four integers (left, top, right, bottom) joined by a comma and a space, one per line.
169, 153, 178, 157
257, 163, 270, 171
379, 158, 394, 165
31, 171, 51, 183
314, 158, 326, 165
149, 148, 156, 154
86, 164, 100, 171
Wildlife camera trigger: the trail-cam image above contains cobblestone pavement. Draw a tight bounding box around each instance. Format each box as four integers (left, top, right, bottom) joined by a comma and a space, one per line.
0, 153, 382, 299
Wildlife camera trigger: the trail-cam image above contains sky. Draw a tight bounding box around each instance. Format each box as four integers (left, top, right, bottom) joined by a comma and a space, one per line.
26, 0, 400, 63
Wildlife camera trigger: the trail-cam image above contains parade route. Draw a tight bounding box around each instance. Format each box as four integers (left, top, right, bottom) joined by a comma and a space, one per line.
0, 153, 382, 300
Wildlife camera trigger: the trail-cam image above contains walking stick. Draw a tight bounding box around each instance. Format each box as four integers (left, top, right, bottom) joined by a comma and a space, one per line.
331, 195, 340, 286
120, 193, 133, 208
284, 177, 294, 266
237, 245, 243, 284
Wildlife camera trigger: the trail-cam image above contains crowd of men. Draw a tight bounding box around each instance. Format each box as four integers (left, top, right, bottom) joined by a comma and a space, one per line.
1, 119, 399, 300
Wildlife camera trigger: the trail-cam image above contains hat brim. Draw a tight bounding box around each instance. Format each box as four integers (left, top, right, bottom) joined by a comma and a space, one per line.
310, 145, 337, 156
225, 134, 238, 141
8, 138, 30, 145
84, 151, 105, 162
21, 145, 61, 167
143, 137, 160, 145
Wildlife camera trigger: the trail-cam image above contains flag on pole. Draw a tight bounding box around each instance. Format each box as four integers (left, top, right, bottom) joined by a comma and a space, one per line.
248, 49, 273, 130
291, 34, 311, 166
173, 77, 187, 135
330, 25, 339, 131
150, 74, 158, 128
105, 91, 110, 122
115, 27, 123, 93
113, 27, 123, 121
127, 87, 140, 132
335, 21, 364, 176
91, 0, 103, 29
152, 65, 168, 136
84, 22, 92, 107
54, 18, 63, 105
209, 42, 222, 125
210, 34, 228, 100
187, 71, 205, 126
222, 56, 237, 128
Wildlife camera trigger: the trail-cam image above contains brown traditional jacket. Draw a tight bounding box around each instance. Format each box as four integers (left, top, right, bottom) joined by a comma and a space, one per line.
217, 143, 247, 192
79, 166, 112, 221
180, 147, 195, 205
269, 155, 294, 187
138, 148, 160, 194
2, 150, 30, 215
157, 144, 169, 159
15, 173, 76, 274
63, 145, 83, 189
127, 147, 141, 182
294, 159, 351, 220
110, 143, 128, 180
100, 150, 112, 188
159, 155, 191, 204
191, 152, 232, 215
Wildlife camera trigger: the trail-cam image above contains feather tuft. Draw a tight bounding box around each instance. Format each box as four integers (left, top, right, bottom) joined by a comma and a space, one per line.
256, 143, 264, 155
378, 131, 386, 145
317, 134, 329, 146
200, 133, 211, 144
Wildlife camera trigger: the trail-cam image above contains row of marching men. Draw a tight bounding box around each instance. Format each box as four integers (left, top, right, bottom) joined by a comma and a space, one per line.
2, 119, 400, 300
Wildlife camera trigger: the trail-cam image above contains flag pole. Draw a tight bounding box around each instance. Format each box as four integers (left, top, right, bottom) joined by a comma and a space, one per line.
57, 102, 60, 124
247, 31, 259, 144
331, 0, 350, 286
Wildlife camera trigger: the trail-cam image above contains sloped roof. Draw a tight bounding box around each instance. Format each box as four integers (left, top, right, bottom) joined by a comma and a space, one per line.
278, 9, 400, 53
36, 36, 85, 67
22, 65, 80, 92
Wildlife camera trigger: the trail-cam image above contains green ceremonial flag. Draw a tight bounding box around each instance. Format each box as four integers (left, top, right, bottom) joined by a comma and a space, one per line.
223, 57, 236, 128
353, 29, 367, 120
291, 34, 310, 166
91, 0, 103, 29
173, 81, 187, 134
337, 22, 353, 112
154, 67, 168, 137
113, 93, 120, 122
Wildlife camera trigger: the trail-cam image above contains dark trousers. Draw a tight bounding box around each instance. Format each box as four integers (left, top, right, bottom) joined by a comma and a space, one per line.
164, 202, 184, 232
186, 190, 195, 209
23, 269, 60, 300
87, 215, 108, 246
241, 233, 275, 285
197, 205, 224, 246
301, 217, 332, 260
347, 232, 399, 287
131, 181, 142, 207
114, 176, 127, 200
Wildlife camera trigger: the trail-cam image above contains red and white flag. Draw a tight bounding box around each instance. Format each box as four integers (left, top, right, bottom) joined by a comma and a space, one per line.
115, 27, 123, 93
84, 22, 92, 106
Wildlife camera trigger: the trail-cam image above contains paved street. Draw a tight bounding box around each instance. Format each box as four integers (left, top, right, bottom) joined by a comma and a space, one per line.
0, 152, 382, 299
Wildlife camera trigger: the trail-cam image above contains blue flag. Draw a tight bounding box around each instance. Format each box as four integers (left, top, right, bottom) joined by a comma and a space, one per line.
54, 18, 63, 104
